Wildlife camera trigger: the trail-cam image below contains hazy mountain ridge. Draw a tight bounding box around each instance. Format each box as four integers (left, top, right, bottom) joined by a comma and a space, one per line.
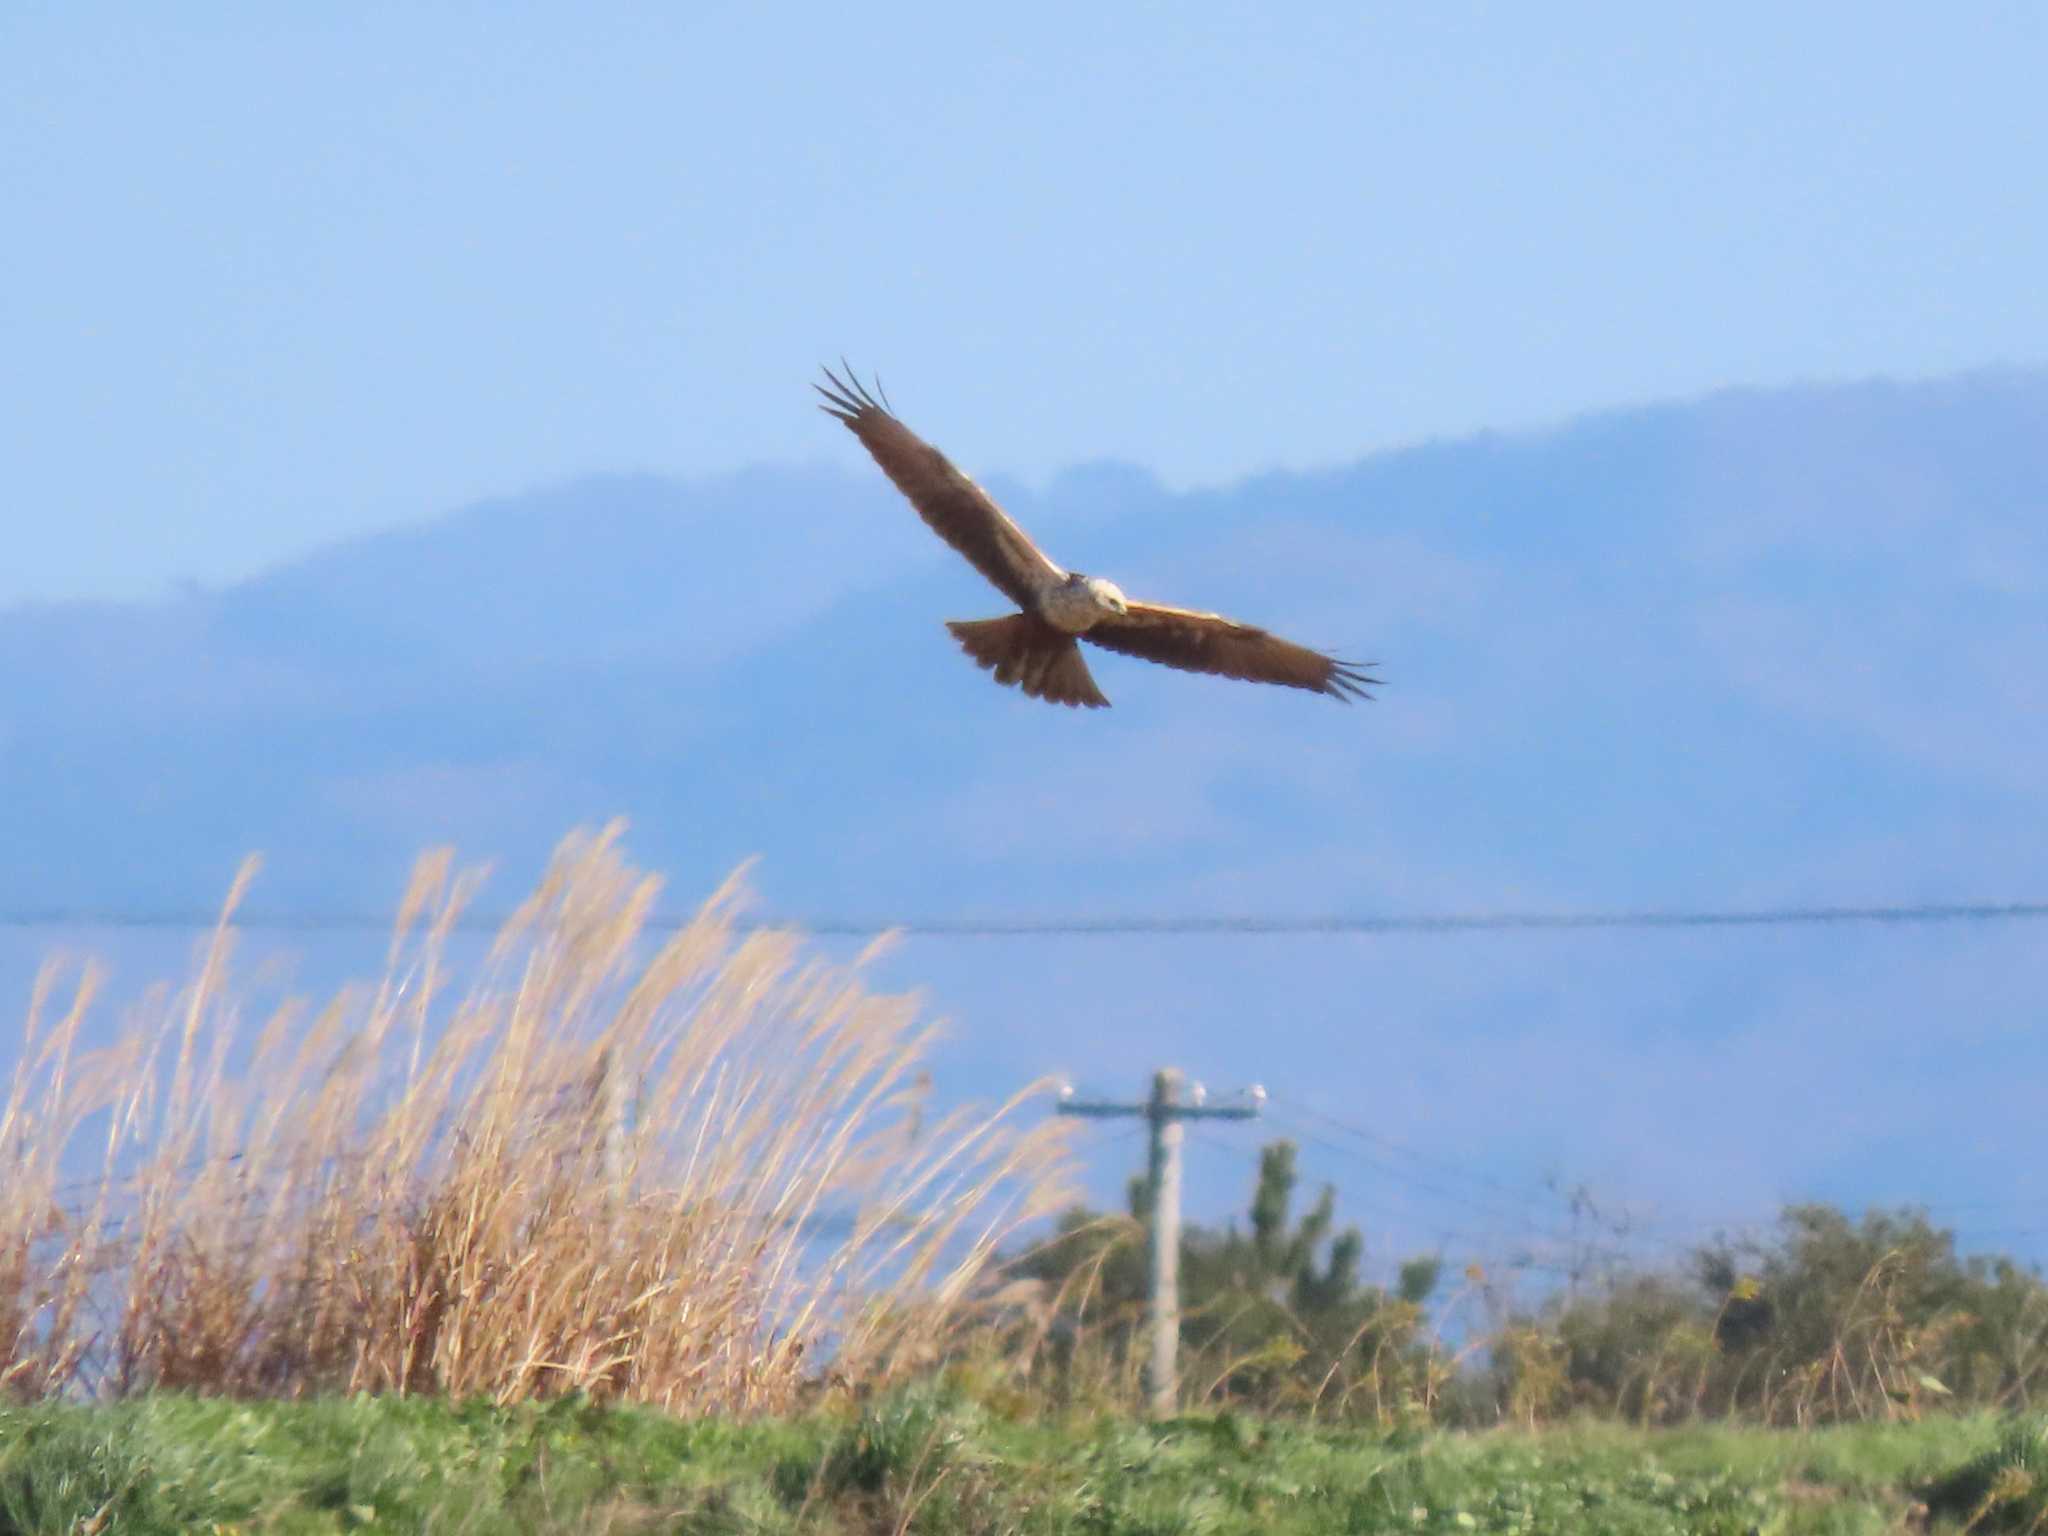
3, 370, 2043, 924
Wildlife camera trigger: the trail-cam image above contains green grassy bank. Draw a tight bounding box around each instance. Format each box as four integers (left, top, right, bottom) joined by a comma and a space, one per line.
1, 1390, 2038, 1535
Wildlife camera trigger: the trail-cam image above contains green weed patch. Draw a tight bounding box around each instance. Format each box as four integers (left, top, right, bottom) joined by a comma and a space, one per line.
0, 1391, 2015, 1535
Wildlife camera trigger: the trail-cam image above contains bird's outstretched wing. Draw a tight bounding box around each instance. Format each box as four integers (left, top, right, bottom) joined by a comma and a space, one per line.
1083, 601, 1379, 701
816, 365, 1064, 608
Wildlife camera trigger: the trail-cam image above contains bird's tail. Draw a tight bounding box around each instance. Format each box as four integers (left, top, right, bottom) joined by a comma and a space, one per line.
947, 615, 1110, 709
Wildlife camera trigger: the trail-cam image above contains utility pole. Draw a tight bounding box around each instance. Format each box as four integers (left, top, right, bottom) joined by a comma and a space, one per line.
1057, 1069, 1262, 1418
587, 1046, 630, 1194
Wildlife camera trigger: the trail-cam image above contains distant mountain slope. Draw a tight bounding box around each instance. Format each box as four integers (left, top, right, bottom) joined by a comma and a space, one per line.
2, 370, 2043, 924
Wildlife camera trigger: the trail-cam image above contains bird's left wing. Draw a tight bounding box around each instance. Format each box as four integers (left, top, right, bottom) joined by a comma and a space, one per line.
816, 366, 1064, 609
1083, 601, 1379, 701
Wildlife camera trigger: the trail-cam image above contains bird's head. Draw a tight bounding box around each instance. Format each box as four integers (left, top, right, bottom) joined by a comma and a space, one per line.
1079, 575, 1129, 616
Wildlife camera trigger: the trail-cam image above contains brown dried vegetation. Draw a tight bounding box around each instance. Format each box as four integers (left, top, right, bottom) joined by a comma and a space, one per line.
1, 824, 1073, 1412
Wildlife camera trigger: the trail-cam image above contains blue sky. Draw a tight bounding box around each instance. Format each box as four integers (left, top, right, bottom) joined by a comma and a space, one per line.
6, 3, 2048, 1288
5, 2, 2045, 606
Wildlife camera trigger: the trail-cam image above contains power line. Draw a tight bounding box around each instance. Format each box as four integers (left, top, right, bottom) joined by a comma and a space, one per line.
2, 899, 2047, 938
1183, 1124, 1511, 1254
1264, 1098, 1706, 1268
1269, 1095, 1560, 1210
1257, 1110, 1587, 1250
1074, 1120, 1150, 1154
1252, 1118, 2048, 1261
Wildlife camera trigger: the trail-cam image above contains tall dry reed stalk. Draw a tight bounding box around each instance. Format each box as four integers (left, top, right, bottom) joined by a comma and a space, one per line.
1, 823, 1074, 1412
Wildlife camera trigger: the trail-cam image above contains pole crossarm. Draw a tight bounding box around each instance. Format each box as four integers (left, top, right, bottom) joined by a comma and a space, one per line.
1056, 1101, 1260, 1121
1055, 1095, 1263, 1124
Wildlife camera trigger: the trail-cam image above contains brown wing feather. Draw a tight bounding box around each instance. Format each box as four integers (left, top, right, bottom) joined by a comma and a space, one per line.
1082, 601, 1379, 702
816, 365, 1063, 608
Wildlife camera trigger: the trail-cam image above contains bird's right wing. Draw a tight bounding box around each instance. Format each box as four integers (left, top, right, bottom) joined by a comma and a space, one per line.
1084, 600, 1379, 701
816, 366, 1063, 608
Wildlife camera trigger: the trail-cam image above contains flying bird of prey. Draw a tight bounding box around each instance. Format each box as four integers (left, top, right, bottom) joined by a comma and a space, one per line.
815, 366, 1379, 709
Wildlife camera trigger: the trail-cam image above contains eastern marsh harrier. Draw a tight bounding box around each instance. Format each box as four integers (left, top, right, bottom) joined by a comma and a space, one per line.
816, 366, 1378, 709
